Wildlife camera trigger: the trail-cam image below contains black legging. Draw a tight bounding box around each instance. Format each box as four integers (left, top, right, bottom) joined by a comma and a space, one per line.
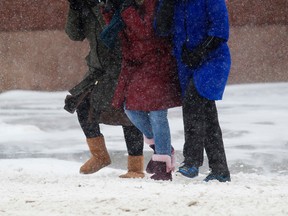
76, 97, 143, 156
182, 79, 229, 175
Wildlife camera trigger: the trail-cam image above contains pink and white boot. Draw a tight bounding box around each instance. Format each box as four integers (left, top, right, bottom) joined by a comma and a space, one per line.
150, 154, 175, 181
144, 136, 157, 174
144, 136, 175, 175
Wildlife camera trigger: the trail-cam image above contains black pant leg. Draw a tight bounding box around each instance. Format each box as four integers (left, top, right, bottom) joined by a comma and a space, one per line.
182, 80, 206, 167
204, 101, 230, 175
122, 125, 144, 156
76, 96, 102, 138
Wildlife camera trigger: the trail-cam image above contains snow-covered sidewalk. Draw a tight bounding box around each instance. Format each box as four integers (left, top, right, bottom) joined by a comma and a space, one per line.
1, 158, 287, 216
1, 83, 288, 215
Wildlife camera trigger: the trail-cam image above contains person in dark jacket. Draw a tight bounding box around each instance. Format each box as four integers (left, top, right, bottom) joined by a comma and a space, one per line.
154, 0, 231, 182
103, 0, 182, 181
64, 0, 145, 178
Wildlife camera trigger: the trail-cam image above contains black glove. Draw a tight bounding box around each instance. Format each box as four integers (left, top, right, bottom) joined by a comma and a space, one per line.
182, 36, 224, 69
182, 44, 206, 69
64, 94, 79, 114
68, 0, 84, 10
64, 89, 92, 114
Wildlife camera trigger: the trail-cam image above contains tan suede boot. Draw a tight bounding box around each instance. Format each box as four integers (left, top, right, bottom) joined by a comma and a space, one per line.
119, 155, 145, 178
79, 136, 111, 174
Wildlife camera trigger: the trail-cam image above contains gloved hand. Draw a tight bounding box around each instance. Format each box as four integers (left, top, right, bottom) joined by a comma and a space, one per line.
181, 44, 206, 69
182, 36, 224, 69
64, 94, 79, 114
68, 0, 84, 10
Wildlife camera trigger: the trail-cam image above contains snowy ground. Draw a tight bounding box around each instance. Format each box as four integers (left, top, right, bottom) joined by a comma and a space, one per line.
0, 83, 288, 216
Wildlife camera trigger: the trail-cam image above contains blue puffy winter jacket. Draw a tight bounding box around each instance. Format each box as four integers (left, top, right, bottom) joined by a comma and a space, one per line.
171, 0, 231, 100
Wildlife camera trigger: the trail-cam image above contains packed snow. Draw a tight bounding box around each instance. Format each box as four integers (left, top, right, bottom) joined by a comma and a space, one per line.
0, 83, 288, 216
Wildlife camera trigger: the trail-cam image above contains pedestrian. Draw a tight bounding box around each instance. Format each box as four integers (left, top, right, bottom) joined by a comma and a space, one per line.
103, 0, 182, 181
154, 0, 231, 182
64, 0, 145, 178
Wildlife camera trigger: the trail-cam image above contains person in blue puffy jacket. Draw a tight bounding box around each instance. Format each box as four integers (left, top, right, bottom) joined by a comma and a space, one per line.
154, 0, 231, 182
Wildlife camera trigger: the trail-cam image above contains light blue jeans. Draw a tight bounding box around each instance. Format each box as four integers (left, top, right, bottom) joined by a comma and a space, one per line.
124, 109, 171, 155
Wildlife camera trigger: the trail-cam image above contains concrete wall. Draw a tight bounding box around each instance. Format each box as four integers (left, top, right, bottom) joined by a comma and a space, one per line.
0, 0, 287, 91
1, 0, 287, 31
0, 30, 88, 91
228, 25, 288, 84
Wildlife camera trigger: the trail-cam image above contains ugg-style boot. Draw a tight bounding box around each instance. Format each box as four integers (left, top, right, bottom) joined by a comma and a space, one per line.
143, 135, 157, 174
150, 155, 173, 181
119, 155, 145, 178
146, 145, 176, 174
80, 136, 111, 174
146, 144, 157, 174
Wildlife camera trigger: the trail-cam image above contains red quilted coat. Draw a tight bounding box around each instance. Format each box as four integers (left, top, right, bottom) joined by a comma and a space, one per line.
111, 0, 181, 111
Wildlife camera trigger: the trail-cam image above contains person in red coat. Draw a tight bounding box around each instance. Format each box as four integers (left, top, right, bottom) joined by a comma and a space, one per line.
103, 0, 181, 181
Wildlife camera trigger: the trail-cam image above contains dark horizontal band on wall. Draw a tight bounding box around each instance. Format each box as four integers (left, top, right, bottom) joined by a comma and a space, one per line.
0, 0, 287, 32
